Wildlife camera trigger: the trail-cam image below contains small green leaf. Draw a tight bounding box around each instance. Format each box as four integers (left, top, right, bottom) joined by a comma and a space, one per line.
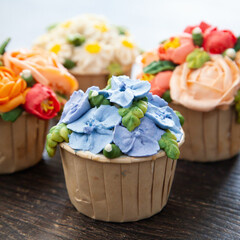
118, 99, 148, 131
234, 37, 240, 52
192, 32, 203, 47
67, 33, 85, 46
20, 70, 36, 87
143, 60, 176, 74
0, 38, 11, 55
1, 107, 23, 122
63, 59, 76, 69
158, 130, 180, 160
174, 111, 184, 126
107, 62, 123, 76
103, 144, 122, 159
46, 23, 59, 31
88, 90, 110, 107
186, 49, 210, 69
115, 26, 128, 35
162, 90, 172, 103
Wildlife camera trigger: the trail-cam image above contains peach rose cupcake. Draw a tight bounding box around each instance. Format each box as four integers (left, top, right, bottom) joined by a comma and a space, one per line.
0, 39, 65, 174
33, 14, 140, 91
138, 22, 240, 162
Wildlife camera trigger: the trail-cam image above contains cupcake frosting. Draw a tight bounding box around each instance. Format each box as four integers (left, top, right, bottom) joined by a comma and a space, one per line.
138, 21, 240, 112
34, 14, 139, 74
46, 76, 184, 159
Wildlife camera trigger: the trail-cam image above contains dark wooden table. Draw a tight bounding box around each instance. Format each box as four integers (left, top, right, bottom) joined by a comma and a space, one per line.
0, 149, 240, 240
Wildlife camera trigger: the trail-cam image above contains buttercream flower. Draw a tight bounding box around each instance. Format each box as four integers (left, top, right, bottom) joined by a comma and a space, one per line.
141, 51, 159, 68
146, 92, 168, 107
170, 55, 240, 111
203, 29, 237, 54
0, 66, 28, 113
145, 103, 182, 141
184, 21, 213, 34
235, 51, 240, 69
24, 83, 60, 120
150, 71, 173, 97
60, 86, 99, 124
158, 35, 195, 64
100, 75, 151, 108
3, 48, 78, 96
67, 105, 121, 154
113, 117, 165, 157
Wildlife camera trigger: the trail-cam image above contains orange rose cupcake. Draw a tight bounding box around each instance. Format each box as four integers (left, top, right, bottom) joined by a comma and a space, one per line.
138, 22, 240, 162
0, 39, 62, 174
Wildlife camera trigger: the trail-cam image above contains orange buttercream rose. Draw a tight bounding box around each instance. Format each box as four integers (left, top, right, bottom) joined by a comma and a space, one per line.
170, 55, 240, 111
3, 48, 78, 96
158, 34, 195, 64
141, 51, 159, 68
0, 67, 28, 113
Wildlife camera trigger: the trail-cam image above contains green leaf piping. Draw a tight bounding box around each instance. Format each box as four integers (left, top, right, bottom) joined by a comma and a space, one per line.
143, 60, 176, 74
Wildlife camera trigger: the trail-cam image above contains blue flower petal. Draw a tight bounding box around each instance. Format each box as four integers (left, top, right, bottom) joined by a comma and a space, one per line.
109, 88, 134, 108
94, 105, 121, 129
67, 107, 97, 133
130, 81, 151, 98
68, 132, 92, 151
113, 125, 135, 153
127, 136, 160, 157
146, 92, 168, 107
145, 103, 175, 129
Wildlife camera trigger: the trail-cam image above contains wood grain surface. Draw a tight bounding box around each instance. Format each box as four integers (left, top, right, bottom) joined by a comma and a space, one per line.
0, 149, 240, 240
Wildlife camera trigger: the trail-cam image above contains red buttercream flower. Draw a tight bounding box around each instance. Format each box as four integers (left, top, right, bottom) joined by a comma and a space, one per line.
24, 83, 60, 120
203, 29, 237, 54
150, 71, 173, 97
184, 21, 213, 34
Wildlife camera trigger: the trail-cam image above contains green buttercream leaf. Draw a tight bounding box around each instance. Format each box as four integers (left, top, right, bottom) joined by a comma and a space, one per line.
1, 107, 23, 122
115, 26, 128, 35
158, 130, 180, 160
234, 89, 240, 124
63, 59, 76, 69
46, 23, 59, 31
186, 49, 210, 69
192, 32, 203, 47
67, 33, 85, 46
143, 60, 176, 74
234, 37, 240, 52
174, 111, 184, 126
118, 99, 148, 132
162, 90, 172, 103
88, 90, 110, 107
107, 62, 123, 76
103, 144, 122, 159
46, 123, 71, 157
0, 38, 10, 55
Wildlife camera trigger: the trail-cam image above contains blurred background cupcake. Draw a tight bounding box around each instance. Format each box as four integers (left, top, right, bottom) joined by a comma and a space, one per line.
137, 22, 240, 162
33, 14, 140, 91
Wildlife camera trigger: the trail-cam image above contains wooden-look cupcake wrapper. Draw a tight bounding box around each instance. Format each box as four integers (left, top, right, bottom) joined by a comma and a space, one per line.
0, 113, 49, 174
59, 133, 184, 222
169, 103, 240, 162
70, 68, 132, 92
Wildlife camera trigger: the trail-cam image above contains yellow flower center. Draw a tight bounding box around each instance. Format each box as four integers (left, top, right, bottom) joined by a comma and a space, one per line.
85, 43, 101, 54
140, 73, 154, 81
163, 37, 180, 50
122, 39, 134, 49
41, 100, 54, 112
61, 21, 72, 28
94, 23, 108, 32
50, 44, 61, 54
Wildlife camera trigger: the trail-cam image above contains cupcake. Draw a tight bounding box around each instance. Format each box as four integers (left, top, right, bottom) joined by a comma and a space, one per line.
46, 75, 184, 222
0, 39, 65, 174
138, 22, 240, 162
33, 14, 140, 91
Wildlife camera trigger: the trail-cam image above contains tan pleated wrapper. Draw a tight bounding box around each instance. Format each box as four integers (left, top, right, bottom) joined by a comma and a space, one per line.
0, 113, 49, 174
70, 67, 132, 92
169, 103, 240, 162
59, 132, 184, 222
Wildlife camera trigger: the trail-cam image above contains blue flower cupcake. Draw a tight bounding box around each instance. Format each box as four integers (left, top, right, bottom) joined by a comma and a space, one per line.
46, 76, 184, 222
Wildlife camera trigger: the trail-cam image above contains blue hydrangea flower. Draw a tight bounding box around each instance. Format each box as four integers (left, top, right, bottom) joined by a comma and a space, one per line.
100, 76, 151, 108
145, 103, 182, 141
113, 117, 165, 157
67, 105, 121, 154
146, 92, 168, 107
60, 86, 99, 124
